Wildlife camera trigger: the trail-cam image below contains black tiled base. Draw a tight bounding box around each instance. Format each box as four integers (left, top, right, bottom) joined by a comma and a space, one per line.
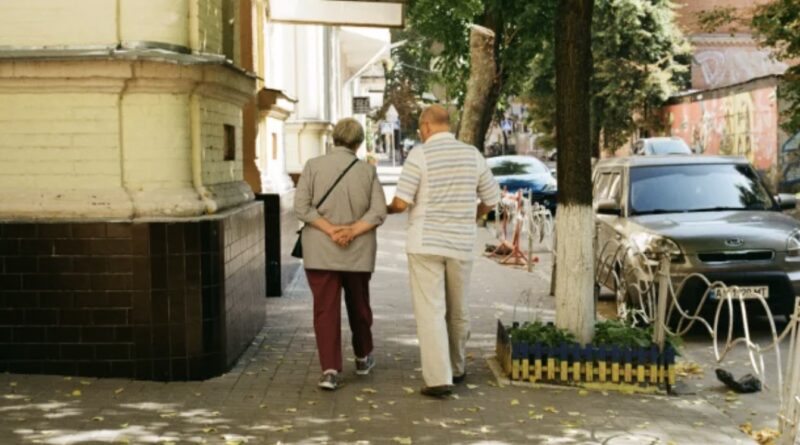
0, 202, 266, 381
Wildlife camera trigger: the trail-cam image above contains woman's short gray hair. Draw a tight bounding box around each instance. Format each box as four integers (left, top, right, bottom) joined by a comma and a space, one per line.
332, 118, 365, 150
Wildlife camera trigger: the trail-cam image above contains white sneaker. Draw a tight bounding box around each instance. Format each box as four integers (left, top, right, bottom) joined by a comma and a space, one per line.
318, 371, 339, 390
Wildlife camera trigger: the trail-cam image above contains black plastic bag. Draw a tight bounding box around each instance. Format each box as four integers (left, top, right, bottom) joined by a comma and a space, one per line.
715, 368, 762, 394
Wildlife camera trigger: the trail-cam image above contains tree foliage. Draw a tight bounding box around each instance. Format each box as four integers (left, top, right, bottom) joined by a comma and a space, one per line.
403, 0, 556, 149
379, 28, 435, 136
526, 0, 690, 153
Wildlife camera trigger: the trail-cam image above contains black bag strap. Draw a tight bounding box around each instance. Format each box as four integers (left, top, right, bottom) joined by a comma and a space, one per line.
314, 158, 359, 209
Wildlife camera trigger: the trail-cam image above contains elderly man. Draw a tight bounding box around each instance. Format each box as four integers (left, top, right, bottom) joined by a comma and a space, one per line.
294, 118, 387, 391
388, 105, 500, 397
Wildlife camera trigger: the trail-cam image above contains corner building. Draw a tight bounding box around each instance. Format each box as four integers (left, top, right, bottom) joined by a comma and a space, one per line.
0, 0, 266, 380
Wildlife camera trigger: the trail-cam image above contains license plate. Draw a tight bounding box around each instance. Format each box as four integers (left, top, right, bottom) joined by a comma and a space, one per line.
712, 286, 769, 301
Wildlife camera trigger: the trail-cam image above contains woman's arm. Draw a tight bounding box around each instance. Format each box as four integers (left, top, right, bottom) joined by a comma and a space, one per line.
294, 162, 344, 241
334, 170, 388, 246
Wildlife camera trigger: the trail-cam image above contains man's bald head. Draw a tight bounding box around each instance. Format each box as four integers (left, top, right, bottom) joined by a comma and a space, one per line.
418, 105, 451, 142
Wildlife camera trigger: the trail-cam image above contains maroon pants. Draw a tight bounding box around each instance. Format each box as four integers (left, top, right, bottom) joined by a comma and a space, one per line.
305, 269, 374, 372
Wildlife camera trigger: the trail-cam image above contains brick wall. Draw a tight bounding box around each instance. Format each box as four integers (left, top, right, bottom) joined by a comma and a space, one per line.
201, 96, 244, 186
0, 93, 121, 190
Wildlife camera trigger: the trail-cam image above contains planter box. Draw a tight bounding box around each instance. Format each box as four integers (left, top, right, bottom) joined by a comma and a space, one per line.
496, 321, 676, 390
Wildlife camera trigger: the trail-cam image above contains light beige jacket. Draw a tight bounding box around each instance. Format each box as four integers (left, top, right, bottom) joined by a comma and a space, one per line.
294, 146, 387, 272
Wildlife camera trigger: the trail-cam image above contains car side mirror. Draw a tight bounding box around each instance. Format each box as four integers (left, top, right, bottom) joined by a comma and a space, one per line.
776, 193, 797, 211
596, 198, 621, 216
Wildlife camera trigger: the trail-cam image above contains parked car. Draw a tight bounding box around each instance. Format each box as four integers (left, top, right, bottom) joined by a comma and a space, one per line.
594, 155, 800, 317
544, 150, 557, 176
488, 155, 557, 213
632, 137, 693, 156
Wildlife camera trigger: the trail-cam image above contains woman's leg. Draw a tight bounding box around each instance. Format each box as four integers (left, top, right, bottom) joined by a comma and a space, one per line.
306, 269, 344, 372
342, 272, 374, 359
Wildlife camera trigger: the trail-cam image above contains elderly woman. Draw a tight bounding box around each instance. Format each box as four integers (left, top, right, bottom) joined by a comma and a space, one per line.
294, 118, 387, 391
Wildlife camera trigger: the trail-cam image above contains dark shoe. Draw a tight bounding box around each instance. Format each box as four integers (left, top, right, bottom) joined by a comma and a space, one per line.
420, 385, 453, 398
452, 373, 467, 384
318, 372, 339, 391
355, 355, 376, 376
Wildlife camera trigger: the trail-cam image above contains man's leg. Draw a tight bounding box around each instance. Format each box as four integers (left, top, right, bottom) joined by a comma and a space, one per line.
342, 272, 374, 360
445, 258, 473, 378
407, 254, 451, 387
305, 269, 344, 373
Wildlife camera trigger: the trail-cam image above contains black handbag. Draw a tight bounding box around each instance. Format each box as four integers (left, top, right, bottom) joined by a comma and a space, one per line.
292, 158, 359, 259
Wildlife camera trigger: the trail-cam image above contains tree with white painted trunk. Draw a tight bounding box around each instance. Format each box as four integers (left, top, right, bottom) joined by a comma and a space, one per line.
554, 0, 595, 344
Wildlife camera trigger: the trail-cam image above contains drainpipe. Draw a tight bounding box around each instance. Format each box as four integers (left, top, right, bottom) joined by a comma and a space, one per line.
190, 91, 219, 215
187, 0, 216, 214
188, 0, 200, 53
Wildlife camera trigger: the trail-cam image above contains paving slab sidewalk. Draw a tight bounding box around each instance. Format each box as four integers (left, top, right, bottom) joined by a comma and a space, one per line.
0, 216, 754, 444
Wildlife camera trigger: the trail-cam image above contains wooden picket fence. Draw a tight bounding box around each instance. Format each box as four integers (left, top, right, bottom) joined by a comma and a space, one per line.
496, 321, 676, 389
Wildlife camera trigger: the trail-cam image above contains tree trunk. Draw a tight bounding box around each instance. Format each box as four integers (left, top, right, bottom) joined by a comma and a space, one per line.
554, 0, 595, 344
458, 25, 497, 149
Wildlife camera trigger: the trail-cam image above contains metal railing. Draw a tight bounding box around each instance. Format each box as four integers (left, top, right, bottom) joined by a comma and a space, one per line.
595, 237, 800, 444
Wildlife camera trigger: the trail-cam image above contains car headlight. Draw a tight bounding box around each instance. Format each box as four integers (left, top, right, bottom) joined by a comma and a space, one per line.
787, 230, 800, 257
630, 234, 684, 263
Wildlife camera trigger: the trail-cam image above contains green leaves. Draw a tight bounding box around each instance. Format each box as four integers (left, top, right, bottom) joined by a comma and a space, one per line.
508, 321, 576, 347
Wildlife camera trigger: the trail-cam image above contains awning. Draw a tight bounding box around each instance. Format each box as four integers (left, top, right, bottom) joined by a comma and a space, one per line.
269, 0, 404, 28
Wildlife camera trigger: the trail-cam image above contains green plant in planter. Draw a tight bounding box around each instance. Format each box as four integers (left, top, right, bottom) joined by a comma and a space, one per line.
508, 321, 577, 347
594, 320, 682, 352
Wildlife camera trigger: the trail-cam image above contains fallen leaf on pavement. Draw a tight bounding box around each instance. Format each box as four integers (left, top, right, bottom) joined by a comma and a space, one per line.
740, 422, 781, 445
71, 390, 82, 397
393, 437, 412, 444
114, 388, 124, 395
510, 399, 519, 406
466, 384, 478, 390
362, 388, 378, 394
544, 406, 558, 414
403, 387, 415, 394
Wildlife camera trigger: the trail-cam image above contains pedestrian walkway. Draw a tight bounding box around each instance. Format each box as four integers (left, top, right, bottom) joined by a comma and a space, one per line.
0, 216, 754, 444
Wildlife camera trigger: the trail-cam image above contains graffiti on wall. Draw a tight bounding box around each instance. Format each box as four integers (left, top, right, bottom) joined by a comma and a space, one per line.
694, 48, 788, 90
664, 87, 779, 176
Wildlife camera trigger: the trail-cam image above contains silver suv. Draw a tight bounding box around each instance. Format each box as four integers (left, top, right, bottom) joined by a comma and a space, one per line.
594, 156, 800, 317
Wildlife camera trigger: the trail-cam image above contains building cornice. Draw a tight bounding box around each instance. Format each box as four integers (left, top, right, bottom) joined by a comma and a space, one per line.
0, 59, 256, 103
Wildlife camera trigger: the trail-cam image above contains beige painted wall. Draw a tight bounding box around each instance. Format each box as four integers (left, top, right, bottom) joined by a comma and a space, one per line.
0, 60, 255, 219
0, 0, 223, 54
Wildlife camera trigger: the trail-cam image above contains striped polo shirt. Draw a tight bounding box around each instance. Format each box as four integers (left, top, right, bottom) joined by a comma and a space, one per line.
396, 132, 500, 261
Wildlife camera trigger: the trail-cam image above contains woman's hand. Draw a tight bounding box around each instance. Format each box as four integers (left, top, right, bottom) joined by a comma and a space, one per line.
331, 226, 356, 247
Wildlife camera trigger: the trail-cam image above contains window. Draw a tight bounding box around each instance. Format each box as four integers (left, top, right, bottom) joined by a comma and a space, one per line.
223, 124, 236, 161
593, 171, 622, 203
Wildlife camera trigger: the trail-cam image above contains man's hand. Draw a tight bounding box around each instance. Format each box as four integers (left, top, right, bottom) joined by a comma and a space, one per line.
387, 197, 410, 214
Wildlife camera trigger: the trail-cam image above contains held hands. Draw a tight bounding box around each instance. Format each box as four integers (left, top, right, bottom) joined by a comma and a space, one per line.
328, 225, 356, 248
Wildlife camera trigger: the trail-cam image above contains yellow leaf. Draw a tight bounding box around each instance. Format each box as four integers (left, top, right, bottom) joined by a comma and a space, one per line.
567, 412, 581, 417
466, 384, 478, 390
510, 399, 520, 406
370, 404, 379, 409
259, 404, 267, 409
459, 430, 479, 436
119, 423, 129, 428
71, 390, 82, 397
355, 396, 365, 402
530, 414, 544, 420
578, 390, 589, 396
285, 408, 297, 413
202, 427, 217, 433
307, 401, 317, 406
359, 416, 371, 422
114, 388, 124, 395
403, 387, 415, 394
387, 400, 396, 405
544, 406, 558, 414
393, 437, 412, 444
362, 388, 378, 394
344, 429, 356, 434
91, 416, 104, 422
80, 380, 91, 386
693, 421, 704, 427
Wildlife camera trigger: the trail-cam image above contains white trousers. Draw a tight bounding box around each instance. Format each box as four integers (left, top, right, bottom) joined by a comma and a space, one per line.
407, 254, 473, 387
